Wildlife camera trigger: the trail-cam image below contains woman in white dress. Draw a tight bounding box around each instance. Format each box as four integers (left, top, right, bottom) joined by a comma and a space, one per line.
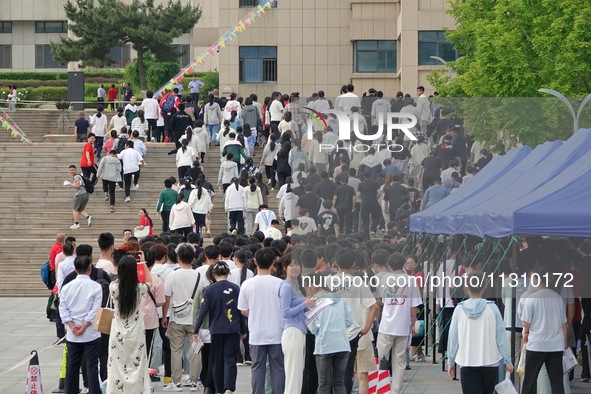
190, 119, 210, 163
107, 255, 153, 393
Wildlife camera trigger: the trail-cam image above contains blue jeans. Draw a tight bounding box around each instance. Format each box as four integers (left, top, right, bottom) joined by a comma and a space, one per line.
208, 124, 220, 144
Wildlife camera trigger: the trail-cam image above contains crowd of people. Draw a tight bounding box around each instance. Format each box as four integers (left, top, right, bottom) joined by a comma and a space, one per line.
48, 83, 588, 394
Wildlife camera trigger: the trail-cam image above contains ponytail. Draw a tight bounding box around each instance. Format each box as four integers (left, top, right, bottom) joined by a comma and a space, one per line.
230, 110, 237, 123
181, 138, 188, 153
233, 177, 240, 191
208, 94, 215, 105
223, 121, 230, 137
250, 184, 256, 192
269, 134, 277, 152
196, 179, 203, 199
185, 126, 193, 142
286, 183, 292, 194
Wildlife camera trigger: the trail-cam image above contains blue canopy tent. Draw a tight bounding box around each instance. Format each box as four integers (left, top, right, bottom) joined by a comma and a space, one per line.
458, 129, 591, 237
410, 145, 532, 233
513, 159, 591, 238
410, 140, 563, 235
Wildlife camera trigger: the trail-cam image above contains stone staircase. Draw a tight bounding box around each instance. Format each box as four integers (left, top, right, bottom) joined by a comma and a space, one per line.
0, 141, 245, 297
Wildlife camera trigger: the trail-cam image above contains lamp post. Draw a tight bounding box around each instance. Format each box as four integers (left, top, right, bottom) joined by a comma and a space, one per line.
538, 88, 591, 133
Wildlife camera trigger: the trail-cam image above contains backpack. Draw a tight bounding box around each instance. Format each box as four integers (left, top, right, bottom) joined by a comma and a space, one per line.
116, 136, 128, 154
162, 94, 176, 113
80, 174, 95, 194
40, 261, 54, 290
95, 268, 111, 307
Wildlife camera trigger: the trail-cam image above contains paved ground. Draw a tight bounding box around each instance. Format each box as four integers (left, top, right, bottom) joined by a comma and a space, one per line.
1, 298, 589, 394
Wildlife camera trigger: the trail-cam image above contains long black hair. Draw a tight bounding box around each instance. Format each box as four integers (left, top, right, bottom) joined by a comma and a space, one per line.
176, 192, 185, 204
117, 256, 139, 320
230, 110, 237, 123
269, 133, 277, 152
140, 208, 153, 227
207, 93, 215, 105
232, 176, 240, 191
234, 249, 253, 285
137, 109, 145, 123
223, 120, 231, 137
196, 178, 204, 200
181, 138, 188, 153
249, 177, 257, 192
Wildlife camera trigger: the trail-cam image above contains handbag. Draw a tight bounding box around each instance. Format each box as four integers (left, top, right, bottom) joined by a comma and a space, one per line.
134, 226, 150, 238
93, 295, 114, 335
516, 342, 527, 375
171, 273, 201, 318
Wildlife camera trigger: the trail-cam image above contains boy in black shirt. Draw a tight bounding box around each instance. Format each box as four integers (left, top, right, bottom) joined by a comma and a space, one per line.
317, 200, 339, 237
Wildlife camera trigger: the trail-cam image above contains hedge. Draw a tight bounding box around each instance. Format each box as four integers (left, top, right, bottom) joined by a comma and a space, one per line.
0, 71, 124, 81
0, 77, 119, 89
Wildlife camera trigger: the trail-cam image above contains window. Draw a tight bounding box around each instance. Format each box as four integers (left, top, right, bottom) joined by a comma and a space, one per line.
110, 46, 131, 67
35, 21, 67, 33
239, 0, 277, 8
171, 44, 190, 67
0, 45, 11, 68
418, 31, 459, 65
35, 45, 64, 68
0, 22, 12, 33
239, 46, 277, 83
354, 41, 397, 73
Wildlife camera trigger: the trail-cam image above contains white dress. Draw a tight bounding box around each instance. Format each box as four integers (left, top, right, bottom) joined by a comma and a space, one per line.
107, 282, 151, 393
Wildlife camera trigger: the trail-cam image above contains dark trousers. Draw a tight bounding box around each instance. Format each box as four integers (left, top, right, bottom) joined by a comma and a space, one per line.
193, 213, 207, 233
153, 126, 165, 143
460, 366, 498, 394
438, 307, 454, 354
173, 227, 193, 237
81, 166, 97, 185
345, 336, 359, 394
158, 324, 172, 377
145, 328, 155, 359
352, 202, 360, 233
147, 119, 157, 141
211, 333, 240, 392
277, 171, 290, 188
229, 210, 245, 234
201, 343, 215, 392
337, 209, 353, 234
190, 93, 200, 104
94, 136, 104, 159
250, 344, 285, 394
178, 165, 190, 180
302, 332, 318, 394
102, 179, 116, 206
360, 203, 381, 237
265, 165, 276, 188
521, 350, 564, 394
123, 170, 140, 197
161, 210, 171, 233
99, 334, 109, 381
316, 351, 349, 394
65, 338, 101, 394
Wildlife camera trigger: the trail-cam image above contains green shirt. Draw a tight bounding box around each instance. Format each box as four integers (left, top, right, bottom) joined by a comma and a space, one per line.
157, 188, 178, 212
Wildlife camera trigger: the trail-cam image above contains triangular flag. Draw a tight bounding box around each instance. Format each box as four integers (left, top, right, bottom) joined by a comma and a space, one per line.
239, 21, 246, 30
219, 41, 226, 48
264, 1, 272, 8
25, 351, 43, 394
198, 59, 205, 65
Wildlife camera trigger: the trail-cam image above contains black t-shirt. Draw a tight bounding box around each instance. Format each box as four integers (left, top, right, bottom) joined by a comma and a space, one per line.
318, 211, 339, 236
421, 156, 443, 176
384, 183, 408, 213
297, 193, 321, 219
358, 180, 379, 204
75, 118, 90, 135
436, 143, 457, 168
392, 146, 411, 160
314, 180, 337, 201
407, 187, 421, 211
476, 155, 493, 171
187, 167, 202, 181
334, 184, 356, 210
292, 186, 306, 197
306, 173, 322, 188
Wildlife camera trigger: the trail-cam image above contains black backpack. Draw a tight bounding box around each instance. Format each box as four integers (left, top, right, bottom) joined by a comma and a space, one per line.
80, 174, 95, 194
116, 136, 128, 154
95, 268, 111, 308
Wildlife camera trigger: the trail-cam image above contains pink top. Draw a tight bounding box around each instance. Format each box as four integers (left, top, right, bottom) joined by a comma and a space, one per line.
141, 275, 165, 330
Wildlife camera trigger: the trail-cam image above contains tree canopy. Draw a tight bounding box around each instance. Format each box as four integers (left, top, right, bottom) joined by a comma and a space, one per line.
51, 0, 202, 91
428, 0, 591, 148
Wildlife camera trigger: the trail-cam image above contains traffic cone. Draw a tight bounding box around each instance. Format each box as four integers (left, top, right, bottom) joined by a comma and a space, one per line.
25, 350, 43, 394
51, 344, 67, 393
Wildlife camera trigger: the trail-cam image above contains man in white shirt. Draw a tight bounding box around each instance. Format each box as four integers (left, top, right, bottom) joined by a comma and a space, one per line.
142, 91, 160, 141
253, 205, 277, 233
118, 140, 144, 202
371, 91, 391, 126
269, 92, 284, 127
377, 253, 422, 394
338, 84, 361, 114
95, 232, 115, 275
262, 219, 283, 240
162, 243, 204, 390
59, 255, 103, 394
218, 242, 237, 270
238, 248, 285, 394
415, 86, 430, 134
56, 242, 76, 292
295, 210, 316, 235
188, 76, 204, 104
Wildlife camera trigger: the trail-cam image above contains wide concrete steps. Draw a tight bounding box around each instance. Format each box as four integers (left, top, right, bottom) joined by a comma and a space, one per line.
0, 142, 243, 296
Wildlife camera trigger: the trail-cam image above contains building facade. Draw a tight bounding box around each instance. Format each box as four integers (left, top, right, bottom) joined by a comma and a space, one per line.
1, 0, 457, 96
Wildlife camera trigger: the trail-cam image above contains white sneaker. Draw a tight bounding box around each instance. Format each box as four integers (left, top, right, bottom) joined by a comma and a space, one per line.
163, 383, 182, 392
132, 184, 139, 190
125, 197, 131, 202
190, 383, 198, 391
69, 223, 80, 229
80, 388, 89, 394
181, 375, 191, 386
87, 216, 94, 227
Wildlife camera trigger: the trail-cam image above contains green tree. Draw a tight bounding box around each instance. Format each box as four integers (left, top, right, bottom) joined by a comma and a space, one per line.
428, 0, 591, 148
51, 0, 201, 92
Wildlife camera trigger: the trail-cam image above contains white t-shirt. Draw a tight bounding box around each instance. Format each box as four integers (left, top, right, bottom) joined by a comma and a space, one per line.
269, 100, 284, 122
254, 210, 277, 232
262, 227, 283, 240
378, 273, 422, 336
90, 114, 108, 137
297, 216, 317, 234
118, 148, 143, 174
142, 98, 160, 120
164, 268, 204, 325
521, 288, 567, 352
332, 274, 377, 347
96, 258, 115, 276
152, 263, 173, 283
238, 275, 284, 345
228, 267, 254, 287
